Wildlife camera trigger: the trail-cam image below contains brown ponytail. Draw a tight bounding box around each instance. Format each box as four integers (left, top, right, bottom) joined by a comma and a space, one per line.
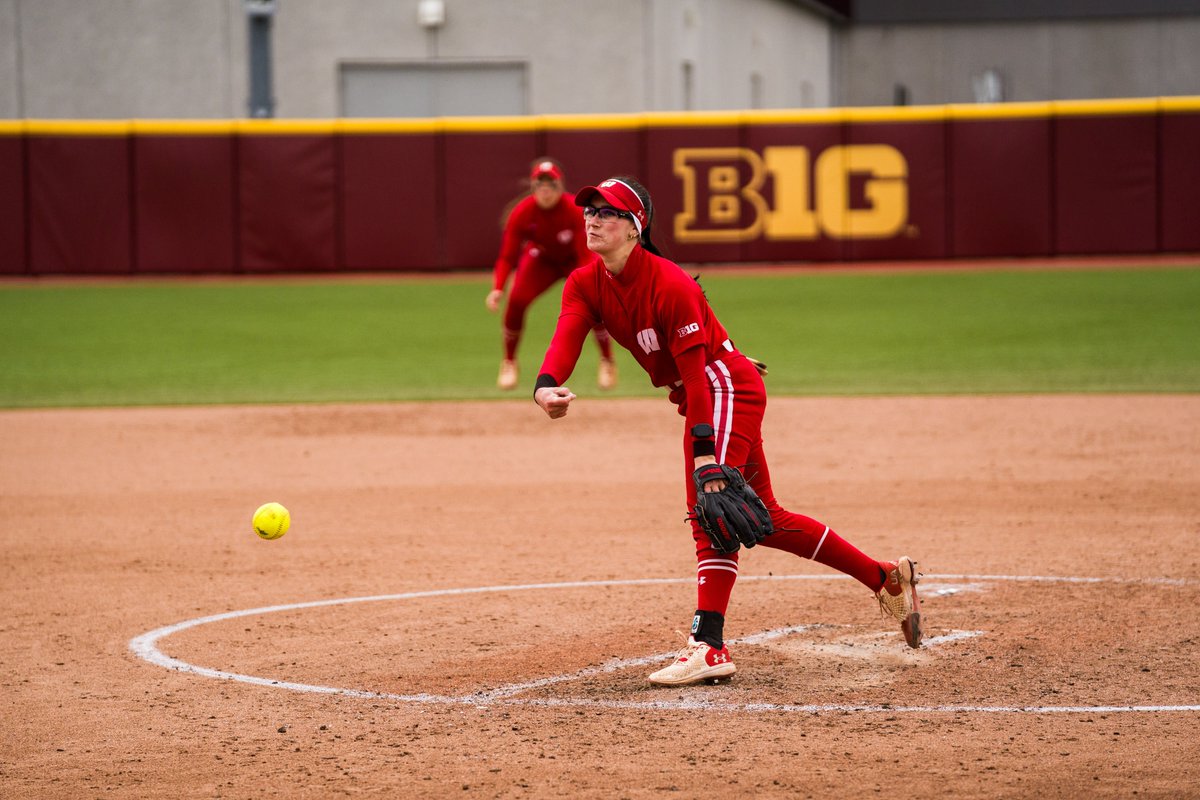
610, 176, 664, 257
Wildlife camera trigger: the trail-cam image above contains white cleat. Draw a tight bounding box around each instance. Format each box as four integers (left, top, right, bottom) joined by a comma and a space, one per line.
497, 359, 518, 391
647, 637, 736, 686
876, 556, 923, 648
597, 357, 618, 391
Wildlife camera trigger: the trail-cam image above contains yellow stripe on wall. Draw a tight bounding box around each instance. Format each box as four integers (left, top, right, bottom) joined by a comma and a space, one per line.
335, 118, 441, 134
235, 119, 342, 135
7, 95, 1199, 136
22, 120, 133, 136
131, 120, 240, 135
1051, 97, 1161, 116
946, 101, 1056, 120
1159, 96, 1200, 113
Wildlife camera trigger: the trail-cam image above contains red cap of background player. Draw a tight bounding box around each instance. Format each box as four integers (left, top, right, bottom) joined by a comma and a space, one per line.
574, 178, 647, 235
530, 160, 563, 182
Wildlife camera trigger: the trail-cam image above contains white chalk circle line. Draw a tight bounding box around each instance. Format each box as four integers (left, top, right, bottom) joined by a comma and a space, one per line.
129, 574, 1200, 714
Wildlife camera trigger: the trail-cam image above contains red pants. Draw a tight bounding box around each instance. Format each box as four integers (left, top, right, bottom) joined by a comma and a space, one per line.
680, 352, 885, 615
503, 250, 610, 359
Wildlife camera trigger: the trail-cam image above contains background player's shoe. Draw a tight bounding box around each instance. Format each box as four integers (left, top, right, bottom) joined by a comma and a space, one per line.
647, 637, 736, 685
497, 359, 518, 390
597, 358, 618, 390
876, 556, 923, 648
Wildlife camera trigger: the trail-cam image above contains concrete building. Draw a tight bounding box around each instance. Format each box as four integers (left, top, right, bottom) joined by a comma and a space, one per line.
833, 0, 1200, 106
0, 0, 1196, 120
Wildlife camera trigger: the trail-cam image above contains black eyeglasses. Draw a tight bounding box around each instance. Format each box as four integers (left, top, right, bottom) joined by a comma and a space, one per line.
582, 206, 633, 223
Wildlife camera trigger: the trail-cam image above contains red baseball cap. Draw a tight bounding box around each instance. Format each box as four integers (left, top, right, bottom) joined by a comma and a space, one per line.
574, 178, 647, 234
530, 160, 563, 182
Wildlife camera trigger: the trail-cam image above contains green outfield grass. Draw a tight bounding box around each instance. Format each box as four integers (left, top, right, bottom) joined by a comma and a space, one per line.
1, 265, 1197, 408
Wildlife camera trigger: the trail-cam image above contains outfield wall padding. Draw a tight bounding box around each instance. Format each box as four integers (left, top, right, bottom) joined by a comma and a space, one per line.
541, 128, 645, 198
441, 130, 539, 270
645, 121, 746, 266
28, 132, 132, 274
0, 135, 25, 274
1160, 110, 1200, 253
845, 120, 947, 262
134, 135, 236, 274
238, 133, 338, 273
1054, 113, 1159, 255
1, 98, 1197, 275
949, 117, 1053, 258
339, 132, 440, 271
741, 121, 847, 264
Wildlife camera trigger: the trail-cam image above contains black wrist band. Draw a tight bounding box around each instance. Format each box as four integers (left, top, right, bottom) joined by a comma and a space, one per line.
690, 423, 715, 457
533, 373, 557, 401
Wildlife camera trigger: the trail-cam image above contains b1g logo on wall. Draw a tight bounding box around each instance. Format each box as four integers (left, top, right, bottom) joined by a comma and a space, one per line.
673, 146, 910, 243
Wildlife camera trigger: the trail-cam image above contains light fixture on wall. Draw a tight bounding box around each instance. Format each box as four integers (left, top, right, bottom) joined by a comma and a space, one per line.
972, 69, 1005, 103
243, 0, 277, 16
418, 0, 446, 29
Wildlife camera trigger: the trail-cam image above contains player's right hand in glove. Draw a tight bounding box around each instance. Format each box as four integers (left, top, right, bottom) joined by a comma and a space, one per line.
691, 463, 774, 554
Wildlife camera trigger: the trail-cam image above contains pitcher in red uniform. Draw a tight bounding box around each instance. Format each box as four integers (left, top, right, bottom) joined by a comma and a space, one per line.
487, 158, 617, 391
532, 176, 924, 686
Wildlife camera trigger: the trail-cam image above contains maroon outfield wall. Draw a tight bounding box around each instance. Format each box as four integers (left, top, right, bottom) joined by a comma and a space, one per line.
133, 124, 237, 274
741, 115, 847, 264
1159, 99, 1200, 254
0, 126, 25, 274
949, 112, 1053, 258
1, 98, 1197, 276
1054, 105, 1159, 256
238, 125, 338, 273
339, 123, 440, 271
25, 123, 133, 275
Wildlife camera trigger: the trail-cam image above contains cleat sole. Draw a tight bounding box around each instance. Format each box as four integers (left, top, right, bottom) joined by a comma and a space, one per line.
902, 557, 923, 648
648, 663, 736, 687
903, 611, 923, 649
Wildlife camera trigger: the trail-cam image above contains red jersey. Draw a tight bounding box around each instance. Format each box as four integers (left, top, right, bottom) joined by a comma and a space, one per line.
539, 245, 735, 439
492, 195, 590, 291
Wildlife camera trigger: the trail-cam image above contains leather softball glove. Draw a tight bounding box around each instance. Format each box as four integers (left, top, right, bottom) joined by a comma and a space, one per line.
691, 463, 774, 554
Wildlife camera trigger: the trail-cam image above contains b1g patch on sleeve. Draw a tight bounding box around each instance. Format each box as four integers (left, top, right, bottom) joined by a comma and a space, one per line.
677, 322, 700, 338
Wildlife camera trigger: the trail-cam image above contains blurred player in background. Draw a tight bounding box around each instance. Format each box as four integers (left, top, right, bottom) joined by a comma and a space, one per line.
532, 176, 923, 686
487, 158, 618, 391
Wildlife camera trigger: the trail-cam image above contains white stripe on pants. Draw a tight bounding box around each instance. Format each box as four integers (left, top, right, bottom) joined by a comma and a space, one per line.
704, 359, 735, 464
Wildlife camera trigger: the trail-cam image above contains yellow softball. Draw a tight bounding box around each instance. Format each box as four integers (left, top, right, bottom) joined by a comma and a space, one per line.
252, 502, 290, 540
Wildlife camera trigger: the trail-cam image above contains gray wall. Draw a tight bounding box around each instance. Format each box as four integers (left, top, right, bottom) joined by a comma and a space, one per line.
642, 0, 830, 111
264, 0, 832, 117
834, 15, 1200, 105
3, 0, 1195, 120
847, 0, 1200, 23
0, 0, 830, 119
0, 0, 240, 118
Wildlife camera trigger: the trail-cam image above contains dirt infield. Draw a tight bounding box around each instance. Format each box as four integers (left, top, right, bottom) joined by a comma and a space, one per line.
2, 394, 1198, 798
